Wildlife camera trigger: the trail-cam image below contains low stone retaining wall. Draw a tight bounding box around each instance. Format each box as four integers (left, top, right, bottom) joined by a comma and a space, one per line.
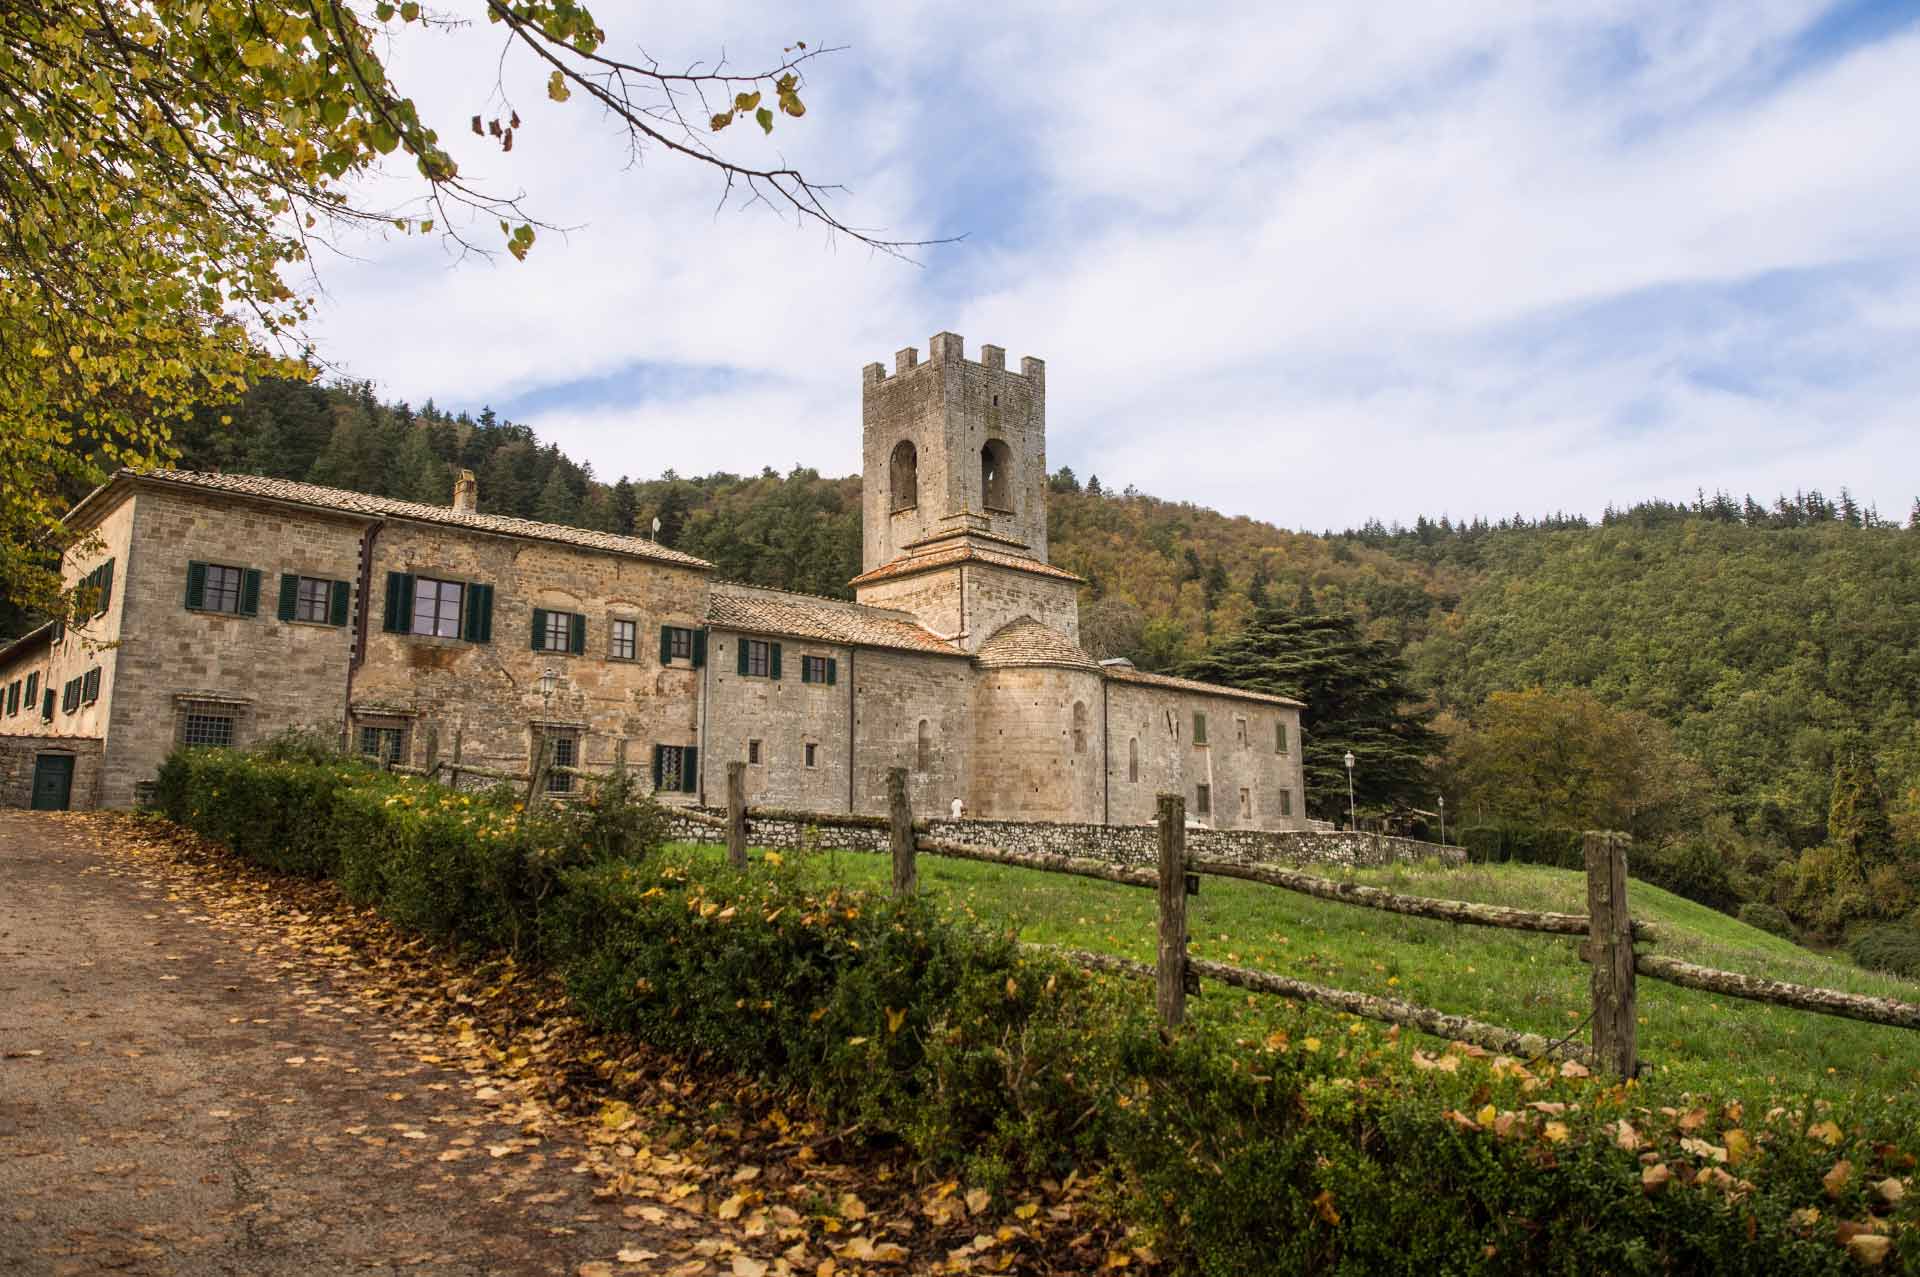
662, 806, 1463, 870
0, 735, 104, 811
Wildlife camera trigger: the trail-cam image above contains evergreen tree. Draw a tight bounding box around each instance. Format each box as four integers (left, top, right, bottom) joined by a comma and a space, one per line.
394, 427, 450, 504
1828, 752, 1895, 870
1176, 608, 1442, 823
576, 485, 616, 532
534, 465, 579, 525
655, 482, 692, 546
1050, 466, 1081, 493
611, 477, 638, 535
1086, 474, 1103, 496
1909, 498, 1920, 531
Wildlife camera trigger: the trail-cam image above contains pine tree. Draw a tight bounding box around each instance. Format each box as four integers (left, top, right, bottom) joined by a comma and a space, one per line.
394, 427, 450, 504
1909, 498, 1919, 531
1176, 608, 1441, 822
1086, 474, 1103, 496
534, 466, 579, 525
611, 477, 638, 535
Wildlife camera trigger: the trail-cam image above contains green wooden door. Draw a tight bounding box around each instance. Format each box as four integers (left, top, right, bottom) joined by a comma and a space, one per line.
30, 754, 73, 811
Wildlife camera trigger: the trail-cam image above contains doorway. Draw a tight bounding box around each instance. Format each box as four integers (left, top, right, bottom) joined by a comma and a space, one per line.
30, 754, 74, 811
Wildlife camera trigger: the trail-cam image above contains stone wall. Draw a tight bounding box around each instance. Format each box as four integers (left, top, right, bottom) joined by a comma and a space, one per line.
662, 805, 1463, 870
0, 736, 105, 810
971, 665, 1105, 822
1104, 681, 1305, 831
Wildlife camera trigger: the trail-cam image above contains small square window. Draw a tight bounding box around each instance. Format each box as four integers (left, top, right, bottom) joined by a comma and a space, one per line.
1193, 711, 1208, 745
669, 627, 694, 661
359, 725, 406, 764
295, 576, 333, 623
745, 639, 772, 678
748, 739, 762, 765
804, 742, 818, 768
541, 610, 572, 652
1195, 783, 1211, 816
611, 619, 638, 661
183, 710, 235, 747
802, 655, 833, 684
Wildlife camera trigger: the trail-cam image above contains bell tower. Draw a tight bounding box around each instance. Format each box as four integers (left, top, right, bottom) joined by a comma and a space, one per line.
852, 332, 1083, 651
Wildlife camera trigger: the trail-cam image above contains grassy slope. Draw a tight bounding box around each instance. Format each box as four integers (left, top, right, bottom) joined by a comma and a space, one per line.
678, 842, 1920, 1101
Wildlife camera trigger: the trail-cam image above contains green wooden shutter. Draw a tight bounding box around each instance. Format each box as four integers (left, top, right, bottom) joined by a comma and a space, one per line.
827, 658, 838, 686
659, 626, 674, 664
240, 568, 261, 616
736, 638, 749, 676
51, 619, 63, 644
692, 629, 707, 668
464, 583, 493, 643
652, 745, 665, 790
185, 561, 207, 611
96, 559, 113, 615
531, 607, 548, 651
383, 572, 413, 633
42, 689, 53, 720
277, 572, 299, 621
330, 580, 351, 627
769, 643, 782, 680
570, 612, 586, 654
800, 657, 813, 685
681, 746, 698, 792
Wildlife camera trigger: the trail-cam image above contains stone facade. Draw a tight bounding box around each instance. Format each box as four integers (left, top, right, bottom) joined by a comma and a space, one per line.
0, 735, 104, 810
2, 331, 1312, 830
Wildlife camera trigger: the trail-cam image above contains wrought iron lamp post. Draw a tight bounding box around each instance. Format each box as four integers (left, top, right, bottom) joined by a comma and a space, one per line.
1343, 750, 1356, 831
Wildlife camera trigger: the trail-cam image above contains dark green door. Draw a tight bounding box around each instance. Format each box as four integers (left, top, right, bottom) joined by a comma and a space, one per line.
30, 754, 73, 811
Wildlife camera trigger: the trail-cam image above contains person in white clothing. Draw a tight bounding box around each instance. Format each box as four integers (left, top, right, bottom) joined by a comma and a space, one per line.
950, 797, 965, 819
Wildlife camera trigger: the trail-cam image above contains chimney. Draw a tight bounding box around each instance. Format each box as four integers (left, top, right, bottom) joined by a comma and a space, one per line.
452, 469, 478, 513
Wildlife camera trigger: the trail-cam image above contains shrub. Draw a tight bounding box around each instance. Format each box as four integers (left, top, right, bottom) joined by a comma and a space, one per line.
1849, 924, 1920, 980
1634, 839, 1740, 912
1458, 825, 1584, 868
1736, 902, 1795, 939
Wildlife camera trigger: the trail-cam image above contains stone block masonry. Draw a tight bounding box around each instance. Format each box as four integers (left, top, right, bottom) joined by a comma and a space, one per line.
0, 737, 104, 809
661, 807, 1463, 871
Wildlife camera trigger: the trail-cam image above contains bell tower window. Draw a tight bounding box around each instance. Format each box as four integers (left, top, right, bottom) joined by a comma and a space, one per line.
890, 440, 918, 512
981, 438, 1013, 512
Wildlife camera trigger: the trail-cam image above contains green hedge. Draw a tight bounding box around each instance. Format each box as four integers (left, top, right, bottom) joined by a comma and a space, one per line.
157, 748, 1918, 1274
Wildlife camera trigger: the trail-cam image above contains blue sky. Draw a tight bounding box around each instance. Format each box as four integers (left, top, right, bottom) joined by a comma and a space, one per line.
306, 0, 1920, 531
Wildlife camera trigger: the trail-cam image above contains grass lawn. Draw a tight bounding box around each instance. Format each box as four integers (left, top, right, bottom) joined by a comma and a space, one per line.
673, 840, 1920, 1103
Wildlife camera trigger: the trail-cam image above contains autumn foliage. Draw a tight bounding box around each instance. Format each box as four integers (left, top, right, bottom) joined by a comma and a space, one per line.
156, 748, 1919, 1272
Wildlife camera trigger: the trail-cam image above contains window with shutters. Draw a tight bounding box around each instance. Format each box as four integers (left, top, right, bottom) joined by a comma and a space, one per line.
610, 619, 638, 661
668, 627, 694, 661
1192, 711, 1208, 745
801, 655, 835, 684
1195, 783, 1211, 816
1275, 721, 1289, 754
744, 639, 772, 678
82, 667, 100, 705
540, 609, 572, 652
25, 672, 39, 707
61, 677, 81, 714
5, 680, 17, 716
654, 744, 697, 794
412, 577, 464, 638
201, 563, 245, 614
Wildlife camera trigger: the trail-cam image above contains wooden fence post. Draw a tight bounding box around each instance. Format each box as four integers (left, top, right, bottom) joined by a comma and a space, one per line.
525, 733, 551, 808
1156, 793, 1190, 1029
726, 761, 749, 870
888, 767, 916, 899
1585, 830, 1637, 1079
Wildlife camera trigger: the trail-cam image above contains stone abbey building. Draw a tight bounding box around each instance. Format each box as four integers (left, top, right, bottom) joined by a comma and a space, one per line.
0, 333, 1307, 828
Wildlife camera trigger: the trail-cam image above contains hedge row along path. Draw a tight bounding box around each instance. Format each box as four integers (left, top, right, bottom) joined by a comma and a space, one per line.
0, 812, 1138, 1276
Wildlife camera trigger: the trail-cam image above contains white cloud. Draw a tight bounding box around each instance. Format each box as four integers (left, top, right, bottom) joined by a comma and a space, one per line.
295, 2, 1920, 529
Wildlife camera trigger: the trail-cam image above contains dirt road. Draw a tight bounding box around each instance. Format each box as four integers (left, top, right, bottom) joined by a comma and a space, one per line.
0, 811, 778, 1276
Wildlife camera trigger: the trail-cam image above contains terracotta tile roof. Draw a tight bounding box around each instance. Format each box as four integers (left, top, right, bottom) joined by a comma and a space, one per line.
128, 470, 714, 570
847, 542, 1085, 587
1102, 664, 1306, 708
707, 584, 966, 656
974, 617, 1101, 672
0, 621, 52, 668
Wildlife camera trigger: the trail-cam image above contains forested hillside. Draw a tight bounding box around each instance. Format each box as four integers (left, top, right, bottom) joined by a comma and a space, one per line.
24, 378, 1920, 925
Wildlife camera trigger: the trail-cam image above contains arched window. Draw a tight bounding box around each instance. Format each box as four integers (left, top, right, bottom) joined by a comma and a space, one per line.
890, 440, 918, 512
1071, 701, 1087, 754
1128, 737, 1139, 783
981, 438, 1013, 511
916, 718, 931, 772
